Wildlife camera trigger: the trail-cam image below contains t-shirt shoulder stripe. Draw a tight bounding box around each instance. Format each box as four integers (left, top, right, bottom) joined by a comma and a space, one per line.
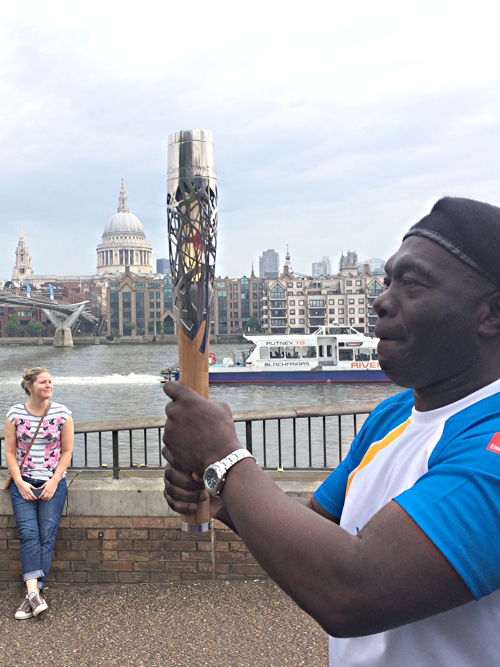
345, 417, 412, 499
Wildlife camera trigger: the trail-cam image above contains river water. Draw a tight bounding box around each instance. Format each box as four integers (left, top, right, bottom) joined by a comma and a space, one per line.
0, 343, 405, 469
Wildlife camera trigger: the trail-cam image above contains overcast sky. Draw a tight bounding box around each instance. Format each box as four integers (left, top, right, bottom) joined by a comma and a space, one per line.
1, 0, 499, 280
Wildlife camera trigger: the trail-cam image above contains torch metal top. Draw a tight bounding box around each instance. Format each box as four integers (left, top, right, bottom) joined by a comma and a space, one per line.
167, 129, 216, 181
168, 129, 213, 145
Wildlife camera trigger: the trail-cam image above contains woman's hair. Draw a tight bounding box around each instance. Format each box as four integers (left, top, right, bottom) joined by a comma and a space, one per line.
21, 367, 50, 396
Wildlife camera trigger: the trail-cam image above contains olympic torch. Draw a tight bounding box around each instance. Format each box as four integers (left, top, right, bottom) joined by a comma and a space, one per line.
167, 129, 217, 533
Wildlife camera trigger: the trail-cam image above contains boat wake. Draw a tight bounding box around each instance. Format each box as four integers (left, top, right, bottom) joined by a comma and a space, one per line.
2, 374, 163, 385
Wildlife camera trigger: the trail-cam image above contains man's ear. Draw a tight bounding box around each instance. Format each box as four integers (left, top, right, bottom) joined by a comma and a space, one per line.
478, 292, 500, 337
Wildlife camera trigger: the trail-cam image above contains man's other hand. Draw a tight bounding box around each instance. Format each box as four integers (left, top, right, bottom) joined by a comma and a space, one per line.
162, 458, 225, 520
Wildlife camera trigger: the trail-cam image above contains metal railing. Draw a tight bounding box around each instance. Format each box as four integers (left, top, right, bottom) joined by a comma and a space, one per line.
0, 401, 380, 478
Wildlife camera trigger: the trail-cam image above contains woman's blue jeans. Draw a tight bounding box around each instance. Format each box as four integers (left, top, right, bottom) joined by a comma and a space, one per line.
10, 477, 67, 590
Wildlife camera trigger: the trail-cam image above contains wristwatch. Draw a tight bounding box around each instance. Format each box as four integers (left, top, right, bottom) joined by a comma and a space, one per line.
203, 449, 256, 497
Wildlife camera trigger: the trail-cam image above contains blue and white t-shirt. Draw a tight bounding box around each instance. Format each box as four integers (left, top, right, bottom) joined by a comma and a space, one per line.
314, 379, 500, 667
7, 402, 72, 481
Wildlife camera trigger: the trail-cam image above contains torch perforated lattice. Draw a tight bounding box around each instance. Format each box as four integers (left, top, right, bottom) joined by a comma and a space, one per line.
167, 180, 218, 354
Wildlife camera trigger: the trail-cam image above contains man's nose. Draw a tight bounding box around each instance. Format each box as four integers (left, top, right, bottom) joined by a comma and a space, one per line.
373, 288, 395, 318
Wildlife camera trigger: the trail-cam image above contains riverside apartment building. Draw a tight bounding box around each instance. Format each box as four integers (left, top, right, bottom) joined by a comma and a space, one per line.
211, 252, 385, 337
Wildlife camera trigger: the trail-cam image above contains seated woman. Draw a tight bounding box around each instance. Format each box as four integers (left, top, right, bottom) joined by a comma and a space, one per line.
4, 367, 74, 620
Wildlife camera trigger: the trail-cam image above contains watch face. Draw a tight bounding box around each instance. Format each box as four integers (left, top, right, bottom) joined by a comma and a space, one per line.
204, 467, 220, 492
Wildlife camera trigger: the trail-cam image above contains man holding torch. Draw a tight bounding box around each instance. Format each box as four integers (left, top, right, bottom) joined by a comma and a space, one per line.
163, 196, 500, 666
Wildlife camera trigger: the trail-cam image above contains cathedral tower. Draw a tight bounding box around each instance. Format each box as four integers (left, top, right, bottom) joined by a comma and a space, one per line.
339, 250, 358, 277
12, 231, 34, 282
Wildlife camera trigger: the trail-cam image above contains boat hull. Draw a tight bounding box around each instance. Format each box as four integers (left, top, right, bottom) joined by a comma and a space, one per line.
206, 368, 389, 383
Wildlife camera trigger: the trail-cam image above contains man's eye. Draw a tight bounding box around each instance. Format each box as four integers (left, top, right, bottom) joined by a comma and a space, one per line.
402, 277, 418, 287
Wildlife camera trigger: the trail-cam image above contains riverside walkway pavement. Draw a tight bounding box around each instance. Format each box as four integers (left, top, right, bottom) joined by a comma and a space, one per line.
0, 579, 328, 666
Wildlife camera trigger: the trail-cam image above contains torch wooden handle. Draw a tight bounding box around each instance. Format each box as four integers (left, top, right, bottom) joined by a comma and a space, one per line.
178, 323, 209, 400
178, 323, 211, 527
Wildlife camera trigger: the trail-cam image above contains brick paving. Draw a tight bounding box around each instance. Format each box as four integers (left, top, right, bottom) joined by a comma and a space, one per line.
0, 580, 328, 666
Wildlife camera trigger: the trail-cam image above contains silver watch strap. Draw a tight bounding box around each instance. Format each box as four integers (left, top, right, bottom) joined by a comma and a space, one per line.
219, 448, 255, 471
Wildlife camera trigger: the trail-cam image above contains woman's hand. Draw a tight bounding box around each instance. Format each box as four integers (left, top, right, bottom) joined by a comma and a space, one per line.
39, 477, 59, 501
15, 479, 37, 501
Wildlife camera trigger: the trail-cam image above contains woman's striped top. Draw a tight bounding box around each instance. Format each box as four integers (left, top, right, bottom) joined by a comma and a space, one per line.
6, 402, 72, 481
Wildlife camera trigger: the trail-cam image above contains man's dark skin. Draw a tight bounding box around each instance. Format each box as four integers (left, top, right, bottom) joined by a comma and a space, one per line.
163, 236, 500, 638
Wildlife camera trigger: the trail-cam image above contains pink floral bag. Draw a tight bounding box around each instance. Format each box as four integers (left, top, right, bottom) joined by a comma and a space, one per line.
4, 402, 51, 490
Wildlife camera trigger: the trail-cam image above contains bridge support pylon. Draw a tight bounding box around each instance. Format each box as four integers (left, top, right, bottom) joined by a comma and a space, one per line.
42, 301, 89, 348
53, 328, 75, 347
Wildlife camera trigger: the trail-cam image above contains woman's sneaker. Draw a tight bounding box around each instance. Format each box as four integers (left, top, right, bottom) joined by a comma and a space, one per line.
15, 596, 34, 620
28, 592, 48, 617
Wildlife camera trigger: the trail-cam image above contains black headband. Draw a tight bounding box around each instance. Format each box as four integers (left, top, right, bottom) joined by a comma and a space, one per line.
403, 197, 500, 287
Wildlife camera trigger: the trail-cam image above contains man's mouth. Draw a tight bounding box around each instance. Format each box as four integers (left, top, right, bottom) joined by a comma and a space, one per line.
374, 328, 402, 341
375, 335, 406, 357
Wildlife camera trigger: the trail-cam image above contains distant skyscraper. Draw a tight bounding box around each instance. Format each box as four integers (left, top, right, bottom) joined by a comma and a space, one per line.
156, 258, 171, 274
312, 255, 331, 277
312, 262, 323, 278
259, 249, 279, 278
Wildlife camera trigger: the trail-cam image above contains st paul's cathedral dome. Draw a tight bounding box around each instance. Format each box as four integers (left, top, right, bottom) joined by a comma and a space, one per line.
96, 181, 152, 275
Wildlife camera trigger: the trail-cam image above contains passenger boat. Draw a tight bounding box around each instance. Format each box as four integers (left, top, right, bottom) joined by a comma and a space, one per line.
161, 325, 389, 384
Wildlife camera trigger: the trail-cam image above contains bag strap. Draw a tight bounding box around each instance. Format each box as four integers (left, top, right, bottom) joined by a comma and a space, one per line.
17, 402, 51, 470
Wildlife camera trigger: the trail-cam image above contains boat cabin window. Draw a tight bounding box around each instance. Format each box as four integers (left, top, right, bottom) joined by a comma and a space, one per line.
339, 349, 353, 361
318, 345, 334, 358
355, 348, 371, 361
371, 350, 378, 361
285, 346, 301, 358
269, 346, 284, 359
259, 347, 269, 359
303, 346, 316, 358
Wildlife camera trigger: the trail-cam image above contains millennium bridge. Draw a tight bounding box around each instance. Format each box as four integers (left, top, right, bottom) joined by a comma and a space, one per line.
0, 286, 102, 346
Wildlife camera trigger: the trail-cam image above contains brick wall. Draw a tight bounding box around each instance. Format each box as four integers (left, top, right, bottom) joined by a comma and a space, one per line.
0, 472, 325, 588
0, 515, 265, 589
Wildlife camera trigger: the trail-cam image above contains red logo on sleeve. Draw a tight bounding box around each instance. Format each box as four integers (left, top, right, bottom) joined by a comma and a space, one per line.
486, 433, 500, 454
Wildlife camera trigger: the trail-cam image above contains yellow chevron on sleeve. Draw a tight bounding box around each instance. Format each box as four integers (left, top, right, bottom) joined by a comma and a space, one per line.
345, 417, 412, 499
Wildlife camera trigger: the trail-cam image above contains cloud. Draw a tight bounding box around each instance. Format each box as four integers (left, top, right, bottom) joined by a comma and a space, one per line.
1, 1, 500, 280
